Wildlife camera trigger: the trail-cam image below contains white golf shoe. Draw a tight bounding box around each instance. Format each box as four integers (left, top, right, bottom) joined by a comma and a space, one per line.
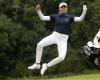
28, 63, 41, 70
41, 63, 48, 75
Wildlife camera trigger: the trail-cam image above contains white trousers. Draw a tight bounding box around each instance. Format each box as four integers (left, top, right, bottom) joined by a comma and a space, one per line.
35, 31, 69, 67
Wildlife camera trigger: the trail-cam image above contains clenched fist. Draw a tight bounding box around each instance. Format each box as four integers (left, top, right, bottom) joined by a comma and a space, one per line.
36, 4, 41, 11
83, 5, 87, 10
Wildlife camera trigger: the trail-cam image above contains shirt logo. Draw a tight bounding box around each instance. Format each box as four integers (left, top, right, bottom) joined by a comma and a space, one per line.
65, 19, 69, 22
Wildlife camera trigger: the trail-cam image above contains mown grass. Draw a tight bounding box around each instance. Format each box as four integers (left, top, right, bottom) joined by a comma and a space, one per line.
4, 70, 100, 80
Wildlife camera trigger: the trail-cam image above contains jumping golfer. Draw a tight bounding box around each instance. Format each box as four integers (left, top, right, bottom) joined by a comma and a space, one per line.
28, 2, 87, 75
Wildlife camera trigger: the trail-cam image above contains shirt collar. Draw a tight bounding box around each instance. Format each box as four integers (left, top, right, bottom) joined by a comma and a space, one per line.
58, 13, 68, 17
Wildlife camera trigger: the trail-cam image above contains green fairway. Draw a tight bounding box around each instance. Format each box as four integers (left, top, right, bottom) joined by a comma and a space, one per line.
55, 73, 100, 80
8, 72, 100, 80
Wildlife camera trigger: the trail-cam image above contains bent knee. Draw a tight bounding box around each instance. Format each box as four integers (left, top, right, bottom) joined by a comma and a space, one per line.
58, 56, 65, 61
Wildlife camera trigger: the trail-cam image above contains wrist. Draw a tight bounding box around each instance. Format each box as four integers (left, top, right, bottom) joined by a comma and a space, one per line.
37, 10, 41, 12
83, 8, 87, 11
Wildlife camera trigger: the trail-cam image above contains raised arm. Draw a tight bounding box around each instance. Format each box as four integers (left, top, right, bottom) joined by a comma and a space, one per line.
36, 4, 50, 21
74, 5, 87, 22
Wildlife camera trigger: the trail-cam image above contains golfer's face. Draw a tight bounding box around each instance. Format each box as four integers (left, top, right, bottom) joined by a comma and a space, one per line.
59, 5, 68, 14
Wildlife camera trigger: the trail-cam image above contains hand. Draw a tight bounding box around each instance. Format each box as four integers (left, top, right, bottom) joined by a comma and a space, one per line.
83, 5, 87, 10
36, 4, 41, 11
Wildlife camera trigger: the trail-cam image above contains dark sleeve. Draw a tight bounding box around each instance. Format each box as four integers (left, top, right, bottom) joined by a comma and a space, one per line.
50, 14, 56, 21
70, 15, 75, 23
